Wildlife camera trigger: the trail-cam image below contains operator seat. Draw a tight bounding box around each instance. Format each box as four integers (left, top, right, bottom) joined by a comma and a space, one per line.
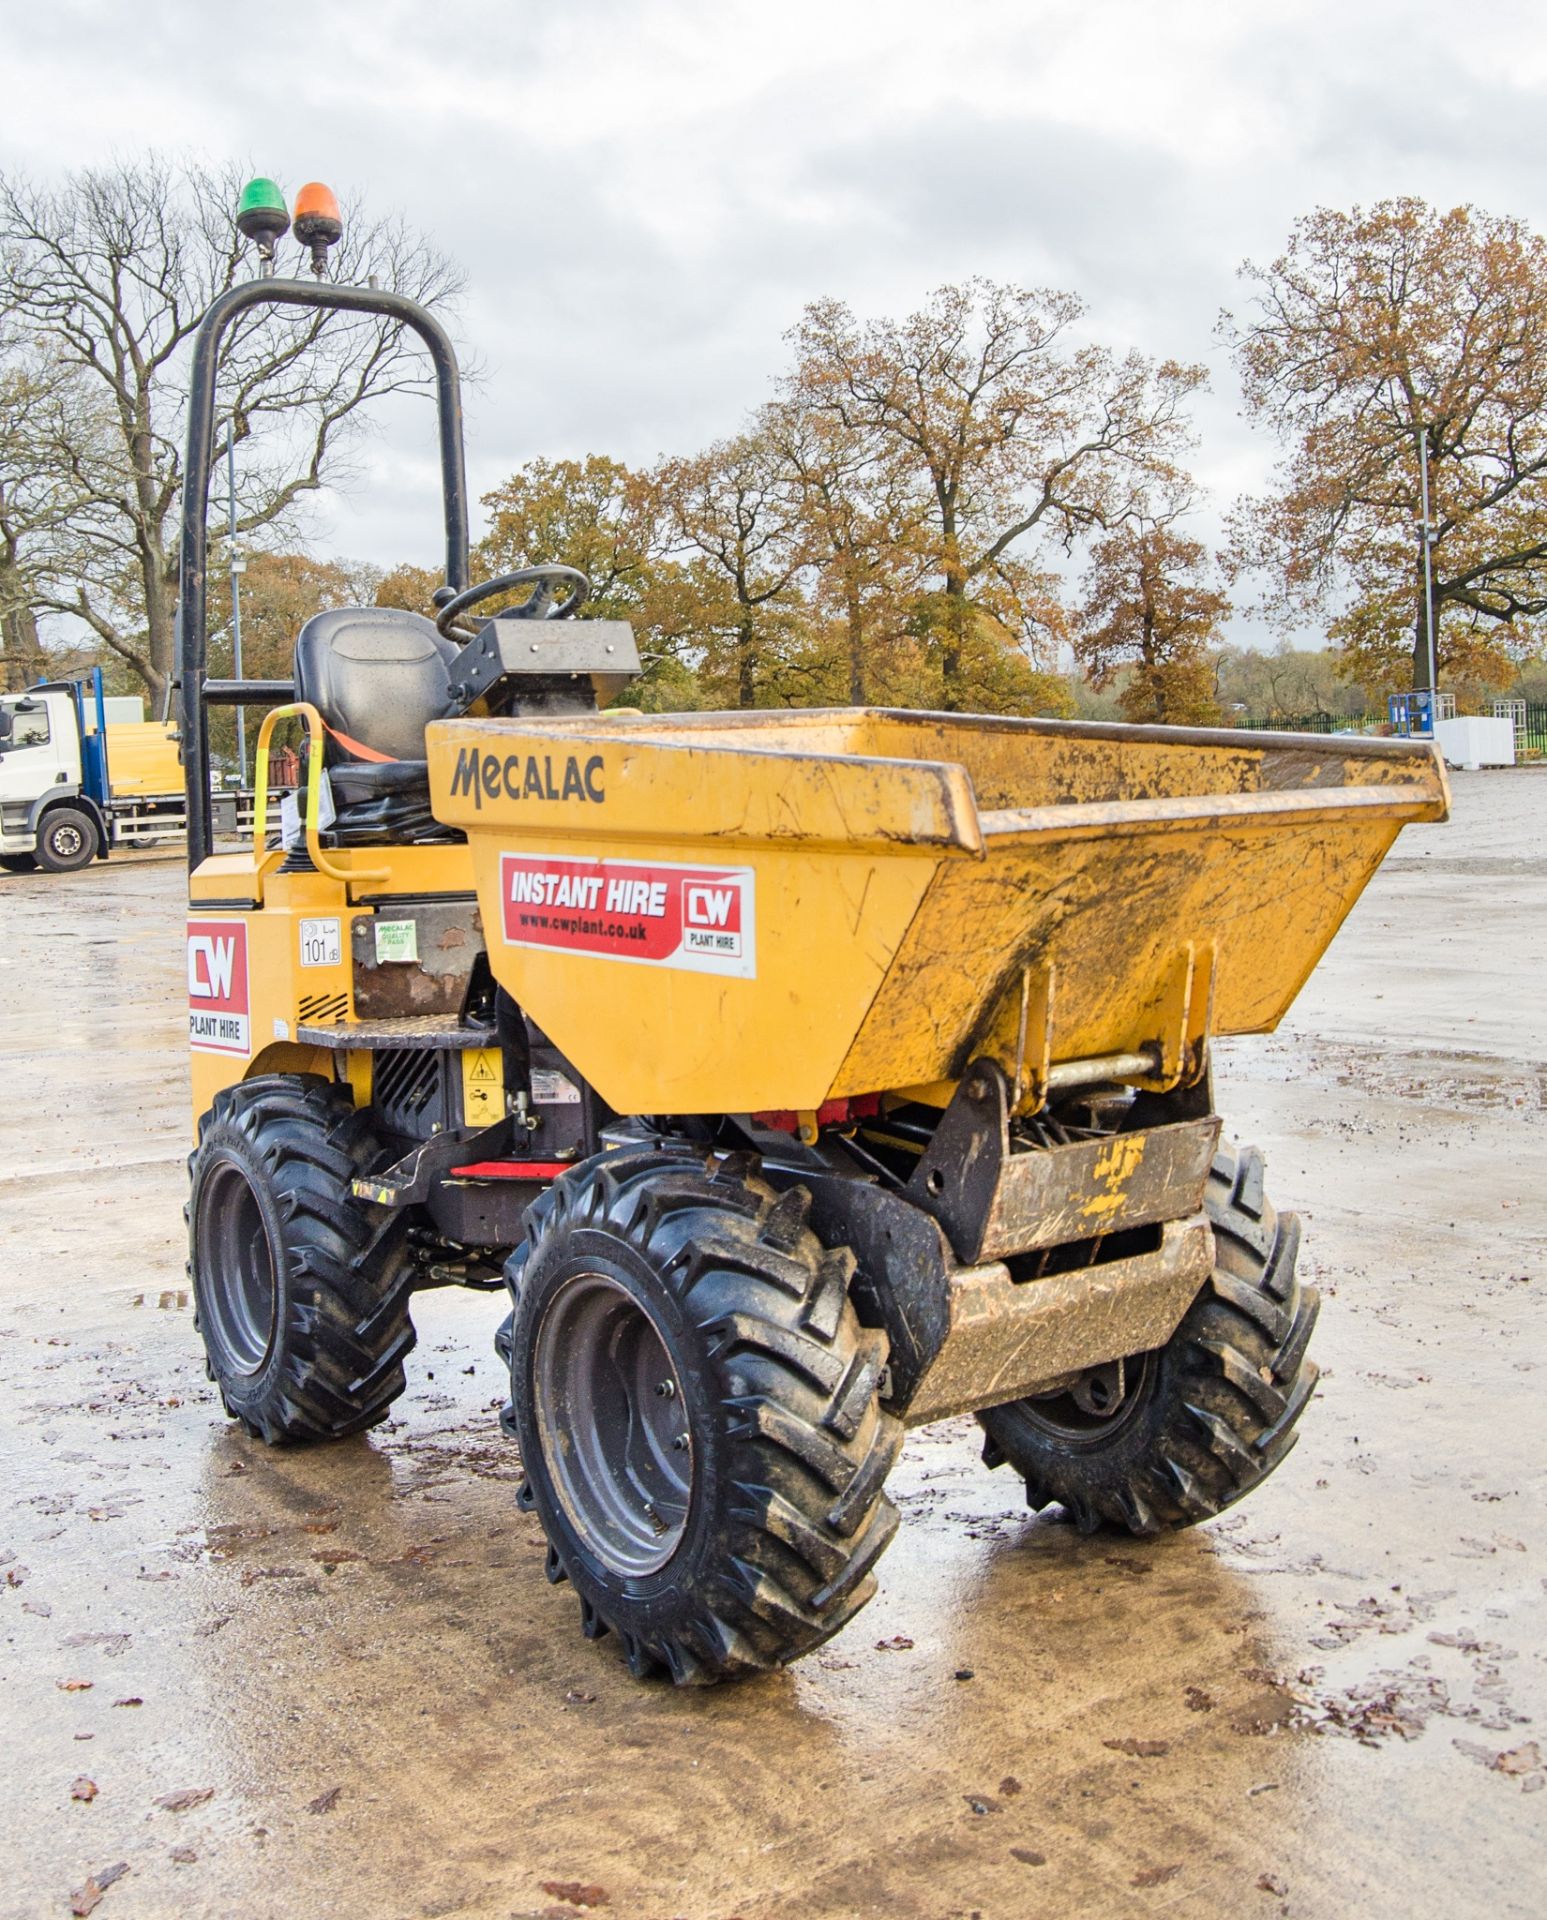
291, 607, 462, 845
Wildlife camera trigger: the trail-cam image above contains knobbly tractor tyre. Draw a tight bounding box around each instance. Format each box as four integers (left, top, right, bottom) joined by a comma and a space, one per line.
34, 806, 98, 873
977, 1143, 1319, 1536
188, 1074, 416, 1444
504, 1148, 903, 1685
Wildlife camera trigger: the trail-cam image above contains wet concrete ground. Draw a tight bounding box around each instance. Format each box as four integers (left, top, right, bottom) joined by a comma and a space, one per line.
2, 771, 1544, 1920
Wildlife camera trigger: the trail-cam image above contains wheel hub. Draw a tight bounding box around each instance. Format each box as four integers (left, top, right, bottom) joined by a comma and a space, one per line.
195, 1157, 279, 1375
1021, 1350, 1153, 1442
532, 1272, 693, 1578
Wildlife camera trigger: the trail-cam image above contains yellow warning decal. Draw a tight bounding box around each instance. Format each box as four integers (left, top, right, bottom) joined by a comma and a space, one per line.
461, 1047, 504, 1128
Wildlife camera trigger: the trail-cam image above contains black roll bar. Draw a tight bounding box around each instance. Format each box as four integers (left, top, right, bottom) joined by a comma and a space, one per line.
178, 278, 469, 868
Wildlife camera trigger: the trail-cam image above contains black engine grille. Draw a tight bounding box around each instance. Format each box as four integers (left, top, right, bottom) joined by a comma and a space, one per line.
372, 1047, 446, 1139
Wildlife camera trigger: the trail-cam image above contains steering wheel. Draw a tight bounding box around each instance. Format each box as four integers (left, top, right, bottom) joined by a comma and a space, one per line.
434, 565, 591, 641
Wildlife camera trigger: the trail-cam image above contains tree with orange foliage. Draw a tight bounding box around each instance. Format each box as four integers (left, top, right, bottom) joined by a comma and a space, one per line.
1226, 198, 1547, 694
1074, 519, 1227, 725
790, 282, 1204, 710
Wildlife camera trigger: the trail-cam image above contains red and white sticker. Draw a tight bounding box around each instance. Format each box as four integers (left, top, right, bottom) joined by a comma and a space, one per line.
499, 855, 755, 979
188, 918, 251, 1056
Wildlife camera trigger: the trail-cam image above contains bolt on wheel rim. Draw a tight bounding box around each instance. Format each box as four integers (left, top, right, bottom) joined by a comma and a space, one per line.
196, 1158, 279, 1375
533, 1273, 693, 1578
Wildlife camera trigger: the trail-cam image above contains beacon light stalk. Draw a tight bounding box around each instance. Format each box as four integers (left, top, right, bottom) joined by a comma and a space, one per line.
292, 182, 343, 279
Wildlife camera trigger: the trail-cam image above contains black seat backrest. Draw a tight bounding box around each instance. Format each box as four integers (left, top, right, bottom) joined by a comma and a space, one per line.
293, 608, 459, 764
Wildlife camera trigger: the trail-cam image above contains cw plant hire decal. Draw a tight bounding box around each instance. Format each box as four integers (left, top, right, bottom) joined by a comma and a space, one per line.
188, 919, 250, 1056
450, 746, 605, 807
500, 854, 756, 979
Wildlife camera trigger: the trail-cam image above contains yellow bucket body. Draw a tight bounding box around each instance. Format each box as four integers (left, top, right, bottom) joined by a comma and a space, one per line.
426, 709, 1448, 1116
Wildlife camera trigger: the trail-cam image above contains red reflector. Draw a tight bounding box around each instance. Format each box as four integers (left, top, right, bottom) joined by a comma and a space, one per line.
448, 1161, 571, 1180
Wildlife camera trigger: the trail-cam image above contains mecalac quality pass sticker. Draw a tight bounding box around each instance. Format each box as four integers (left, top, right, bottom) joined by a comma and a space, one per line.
500, 855, 756, 979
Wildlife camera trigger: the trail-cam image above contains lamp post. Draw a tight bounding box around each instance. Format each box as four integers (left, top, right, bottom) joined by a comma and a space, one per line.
1416, 421, 1439, 703
225, 417, 246, 779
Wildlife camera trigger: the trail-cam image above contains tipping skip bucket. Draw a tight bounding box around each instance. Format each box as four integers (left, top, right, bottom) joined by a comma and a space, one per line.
427, 709, 1448, 1116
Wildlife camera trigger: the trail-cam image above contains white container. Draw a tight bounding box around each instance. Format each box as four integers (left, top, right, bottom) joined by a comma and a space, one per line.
1433, 715, 1515, 770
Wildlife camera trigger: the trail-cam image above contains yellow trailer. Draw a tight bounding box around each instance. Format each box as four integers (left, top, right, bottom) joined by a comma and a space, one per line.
175, 201, 1449, 1688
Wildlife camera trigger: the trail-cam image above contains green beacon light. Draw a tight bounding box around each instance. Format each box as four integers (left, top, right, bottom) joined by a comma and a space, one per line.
235, 178, 290, 274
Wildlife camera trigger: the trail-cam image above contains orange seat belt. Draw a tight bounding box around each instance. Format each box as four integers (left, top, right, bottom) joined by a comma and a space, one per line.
322, 722, 396, 765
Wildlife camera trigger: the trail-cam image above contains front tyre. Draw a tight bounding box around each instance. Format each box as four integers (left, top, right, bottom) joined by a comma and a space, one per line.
506, 1148, 903, 1685
35, 806, 98, 873
977, 1143, 1319, 1536
188, 1074, 416, 1443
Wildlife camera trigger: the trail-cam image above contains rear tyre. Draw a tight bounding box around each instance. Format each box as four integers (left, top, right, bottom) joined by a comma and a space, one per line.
188, 1073, 416, 1444
976, 1143, 1319, 1536
505, 1147, 903, 1684
0, 853, 37, 873
35, 806, 98, 873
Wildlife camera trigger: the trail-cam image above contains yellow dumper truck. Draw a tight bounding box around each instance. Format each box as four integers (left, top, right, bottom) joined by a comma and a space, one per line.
180, 182, 1449, 1684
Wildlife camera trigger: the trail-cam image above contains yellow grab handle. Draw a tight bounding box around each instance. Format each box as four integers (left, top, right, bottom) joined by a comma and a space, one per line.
251, 703, 390, 887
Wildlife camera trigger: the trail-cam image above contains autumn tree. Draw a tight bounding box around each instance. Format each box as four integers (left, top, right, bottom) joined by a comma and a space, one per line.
479, 456, 660, 615
1226, 198, 1547, 694
655, 433, 812, 707
0, 155, 463, 704
1074, 519, 1227, 724
475, 454, 704, 705
759, 392, 928, 705
790, 282, 1204, 709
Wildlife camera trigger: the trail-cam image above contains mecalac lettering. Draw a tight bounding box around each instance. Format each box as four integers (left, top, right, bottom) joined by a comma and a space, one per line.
501, 854, 755, 979
450, 745, 483, 807
448, 748, 607, 810
187, 918, 251, 1056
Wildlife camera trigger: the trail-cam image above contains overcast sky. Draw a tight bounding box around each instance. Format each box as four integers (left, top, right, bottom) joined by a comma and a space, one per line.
4, 0, 1546, 640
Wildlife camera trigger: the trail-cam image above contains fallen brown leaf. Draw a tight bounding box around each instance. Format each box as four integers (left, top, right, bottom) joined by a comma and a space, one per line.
873, 1634, 914, 1651
998, 1775, 1023, 1796
64, 1632, 131, 1656
68, 1861, 128, 1916
306, 1786, 342, 1815
1184, 1686, 1214, 1712
1495, 1741, 1542, 1776
1132, 1864, 1181, 1887
1104, 1737, 1170, 1757
112, 1698, 143, 1709
57, 1679, 93, 1692
539, 1883, 609, 1909
1257, 1872, 1289, 1896
155, 1787, 214, 1813
238, 1565, 301, 1586
71, 1777, 99, 1803
1010, 1847, 1047, 1866
169, 1847, 197, 1865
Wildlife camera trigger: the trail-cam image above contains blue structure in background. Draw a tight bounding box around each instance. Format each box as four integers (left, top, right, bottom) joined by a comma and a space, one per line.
1388, 689, 1435, 737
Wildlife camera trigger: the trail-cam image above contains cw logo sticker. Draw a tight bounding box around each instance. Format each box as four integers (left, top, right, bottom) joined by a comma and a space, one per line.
188, 918, 251, 1057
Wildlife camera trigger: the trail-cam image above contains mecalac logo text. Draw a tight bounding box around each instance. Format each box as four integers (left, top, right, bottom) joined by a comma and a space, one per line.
450, 747, 605, 811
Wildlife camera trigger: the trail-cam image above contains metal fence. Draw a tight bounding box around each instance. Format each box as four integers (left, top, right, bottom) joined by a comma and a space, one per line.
1230, 705, 1547, 758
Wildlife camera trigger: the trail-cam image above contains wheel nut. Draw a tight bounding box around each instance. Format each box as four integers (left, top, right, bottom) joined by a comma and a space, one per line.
672, 1435, 689, 1452
654, 1380, 676, 1399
